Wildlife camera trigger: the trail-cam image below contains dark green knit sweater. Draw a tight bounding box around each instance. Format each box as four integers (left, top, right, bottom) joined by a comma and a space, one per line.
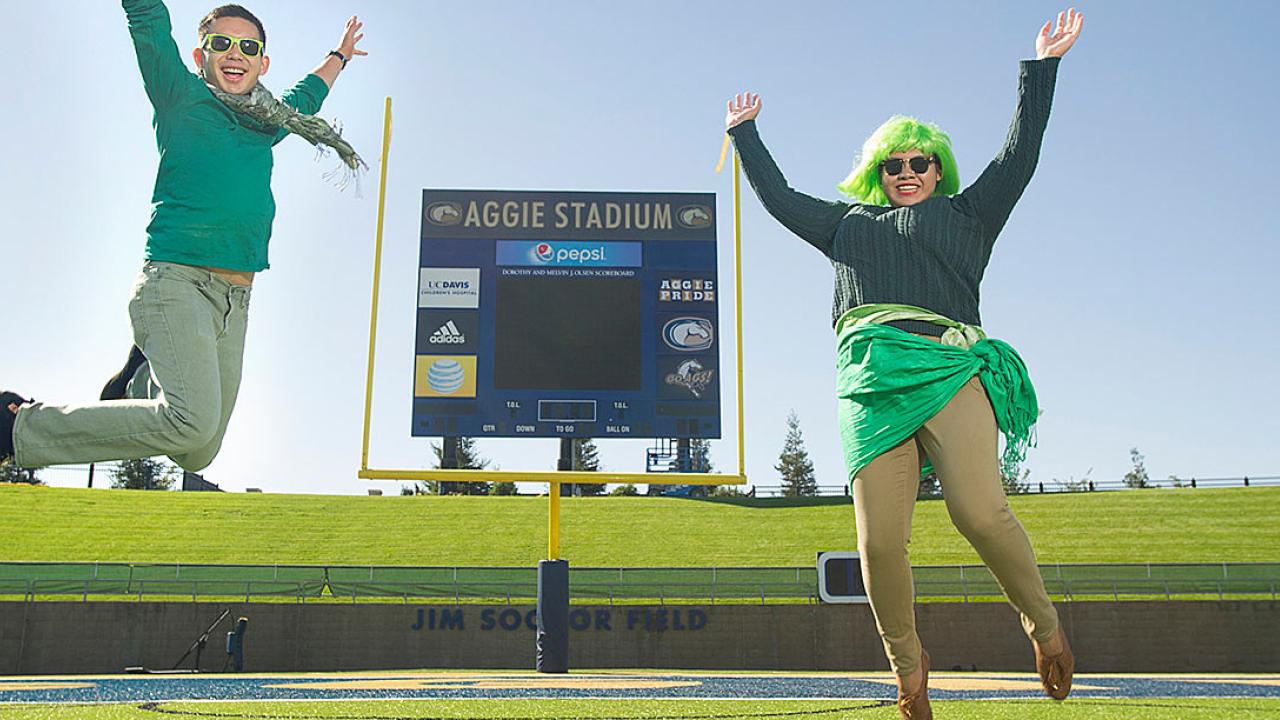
729, 58, 1060, 333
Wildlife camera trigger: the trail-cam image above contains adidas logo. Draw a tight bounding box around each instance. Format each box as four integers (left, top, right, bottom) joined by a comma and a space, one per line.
429, 321, 466, 344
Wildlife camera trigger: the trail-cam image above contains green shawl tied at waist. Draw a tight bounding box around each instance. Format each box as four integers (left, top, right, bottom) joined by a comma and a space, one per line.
835, 304, 1038, 482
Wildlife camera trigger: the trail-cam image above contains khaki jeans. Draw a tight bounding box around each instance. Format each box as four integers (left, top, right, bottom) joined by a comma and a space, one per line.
853, 374, 1059, 679
14, 262, 250, 472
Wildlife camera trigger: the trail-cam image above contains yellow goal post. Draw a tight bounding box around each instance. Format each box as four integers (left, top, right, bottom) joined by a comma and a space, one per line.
358, 98, 747, 489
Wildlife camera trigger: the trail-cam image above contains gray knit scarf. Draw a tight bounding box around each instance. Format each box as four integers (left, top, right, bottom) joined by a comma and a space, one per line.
208, 81, 366, 190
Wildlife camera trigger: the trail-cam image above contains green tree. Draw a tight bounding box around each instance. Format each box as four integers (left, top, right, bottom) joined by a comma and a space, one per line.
429, 437, 490, 495
609, 484, 639, 496
690, 438, 714, 472
491, 481, 518, 496
1123, 447, 1151, 489
565, 438, 604, 496
776, 411, 817, 497
0, 464, 42, 485
1001, 466, 1031, 495
110, 458, 175, 490
689, 437, 717, 496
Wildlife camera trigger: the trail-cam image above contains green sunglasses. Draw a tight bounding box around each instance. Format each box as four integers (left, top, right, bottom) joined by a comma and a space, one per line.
202, 33, 264, 57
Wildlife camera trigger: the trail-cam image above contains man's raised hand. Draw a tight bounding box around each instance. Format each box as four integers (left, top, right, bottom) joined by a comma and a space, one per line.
338, 16, 368, 61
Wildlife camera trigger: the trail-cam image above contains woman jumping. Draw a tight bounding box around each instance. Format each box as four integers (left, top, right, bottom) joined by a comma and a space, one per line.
726, 9, 1084, 719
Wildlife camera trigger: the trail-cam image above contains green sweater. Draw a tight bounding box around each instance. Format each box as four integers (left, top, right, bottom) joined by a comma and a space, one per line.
123, 0, 329, 272
729, 58, 1059, 333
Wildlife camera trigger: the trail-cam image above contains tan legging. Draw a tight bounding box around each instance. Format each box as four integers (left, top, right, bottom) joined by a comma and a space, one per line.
852, 374, 1059, 679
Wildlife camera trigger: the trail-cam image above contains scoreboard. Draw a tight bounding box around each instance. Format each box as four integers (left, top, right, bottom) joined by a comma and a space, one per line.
413, 189, 721, 440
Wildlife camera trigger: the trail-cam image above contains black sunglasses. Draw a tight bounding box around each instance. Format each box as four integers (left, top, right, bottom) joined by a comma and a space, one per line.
203, 33, 264, 57
880, 156, 936, 176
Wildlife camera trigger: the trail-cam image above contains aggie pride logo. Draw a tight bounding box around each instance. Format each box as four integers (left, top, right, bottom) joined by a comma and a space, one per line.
659, 277, 715, 303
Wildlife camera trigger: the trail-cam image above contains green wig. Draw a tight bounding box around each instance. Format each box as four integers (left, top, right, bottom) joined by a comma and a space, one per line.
836, 115, 960, 206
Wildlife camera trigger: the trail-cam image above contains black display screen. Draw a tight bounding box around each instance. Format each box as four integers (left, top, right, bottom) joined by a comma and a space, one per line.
493, 275, 641, 391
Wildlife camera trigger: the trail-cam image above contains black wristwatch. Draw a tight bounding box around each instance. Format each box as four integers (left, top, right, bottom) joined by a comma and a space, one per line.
328, 50, 349, 68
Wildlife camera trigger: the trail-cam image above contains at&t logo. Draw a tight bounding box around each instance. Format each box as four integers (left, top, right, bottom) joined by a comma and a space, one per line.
427, 359, 466, 395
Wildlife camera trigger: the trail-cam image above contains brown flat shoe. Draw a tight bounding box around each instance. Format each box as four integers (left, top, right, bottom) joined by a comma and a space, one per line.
897, 648, 932, 719
1035, 627, 1074, 700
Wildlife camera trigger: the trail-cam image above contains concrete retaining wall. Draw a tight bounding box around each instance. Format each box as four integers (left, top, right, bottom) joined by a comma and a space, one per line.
0, 600, 1274, 675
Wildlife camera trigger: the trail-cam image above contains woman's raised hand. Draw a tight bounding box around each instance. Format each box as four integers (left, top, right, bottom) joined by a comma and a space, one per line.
725, 92, 762, 130
1036, 8, 1084, 59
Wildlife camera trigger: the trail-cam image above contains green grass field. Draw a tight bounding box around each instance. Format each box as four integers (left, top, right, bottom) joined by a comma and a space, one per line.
2, 484, 1278, 567
4, 486, 1278, 719
1, 698, 1278, 719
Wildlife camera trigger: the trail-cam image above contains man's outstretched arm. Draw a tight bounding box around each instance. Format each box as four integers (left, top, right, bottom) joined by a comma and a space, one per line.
278, 15, 365, 119
312, 16, 367, 89
122, 0, 191, 111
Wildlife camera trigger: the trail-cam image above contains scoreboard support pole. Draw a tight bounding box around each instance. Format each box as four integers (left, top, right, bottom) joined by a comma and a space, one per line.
537, 439, 574, 673
536, 556, 570, 673
550, 438, 573, 560
548, 481, 562, 562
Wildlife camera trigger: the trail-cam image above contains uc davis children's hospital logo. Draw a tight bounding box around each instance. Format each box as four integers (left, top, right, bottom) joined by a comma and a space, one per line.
419, 268, 480, 309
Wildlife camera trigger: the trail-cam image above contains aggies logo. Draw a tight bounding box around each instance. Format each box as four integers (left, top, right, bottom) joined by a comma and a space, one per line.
665, 359, 716, 398
429, 321, 467, 345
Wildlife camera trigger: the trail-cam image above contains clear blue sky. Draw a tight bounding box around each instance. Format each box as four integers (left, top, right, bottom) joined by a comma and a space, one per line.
4, 1, 1277, 494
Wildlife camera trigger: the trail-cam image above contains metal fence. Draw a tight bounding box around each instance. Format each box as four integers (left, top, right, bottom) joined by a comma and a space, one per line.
912, 562, 1280, 602
22, 463, 1278, 498
1, 562, 1276, 604
747, 475, 1280, 498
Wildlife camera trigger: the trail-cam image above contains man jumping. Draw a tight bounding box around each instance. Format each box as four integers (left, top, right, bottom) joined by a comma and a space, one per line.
2, 1, 366, 472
